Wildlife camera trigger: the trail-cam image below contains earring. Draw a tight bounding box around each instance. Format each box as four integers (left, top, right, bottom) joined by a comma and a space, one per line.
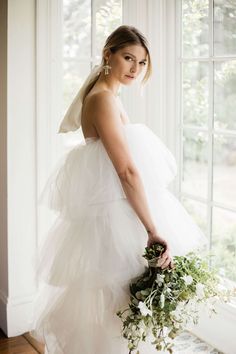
103, 59, 111, 75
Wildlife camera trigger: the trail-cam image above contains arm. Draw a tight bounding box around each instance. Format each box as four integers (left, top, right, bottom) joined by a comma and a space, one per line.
90, 92, 154, 232
89, 92, 172, 268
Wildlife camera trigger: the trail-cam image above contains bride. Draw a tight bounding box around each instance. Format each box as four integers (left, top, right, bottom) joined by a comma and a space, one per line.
30, 25, 207, 354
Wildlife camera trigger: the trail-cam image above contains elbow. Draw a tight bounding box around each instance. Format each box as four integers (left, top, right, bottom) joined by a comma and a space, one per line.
117, 165, 139, 182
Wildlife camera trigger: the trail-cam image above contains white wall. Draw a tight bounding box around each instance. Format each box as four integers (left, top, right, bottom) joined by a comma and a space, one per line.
122, 0, 165, 136
0, 0, 63, 337
122, 0, 178, 195
0, 0, 38, 336
0, 0, 8, 335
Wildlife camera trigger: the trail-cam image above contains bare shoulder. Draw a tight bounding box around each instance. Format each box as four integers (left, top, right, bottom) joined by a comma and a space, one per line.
86, 89, 116, 102
84, 90, 119, 120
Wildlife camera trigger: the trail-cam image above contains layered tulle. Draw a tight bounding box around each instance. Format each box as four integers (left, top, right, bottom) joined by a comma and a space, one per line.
30, 123, 207, 354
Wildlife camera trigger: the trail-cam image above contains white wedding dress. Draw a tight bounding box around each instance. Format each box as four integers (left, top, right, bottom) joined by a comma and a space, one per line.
29, 118, 207, 353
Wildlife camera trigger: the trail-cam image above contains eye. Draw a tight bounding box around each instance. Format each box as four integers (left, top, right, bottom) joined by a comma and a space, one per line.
124, 55, 133, 61
140, 61, 146, 66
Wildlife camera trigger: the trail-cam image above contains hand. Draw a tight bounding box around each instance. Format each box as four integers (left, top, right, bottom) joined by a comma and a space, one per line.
147, 227, 174, 269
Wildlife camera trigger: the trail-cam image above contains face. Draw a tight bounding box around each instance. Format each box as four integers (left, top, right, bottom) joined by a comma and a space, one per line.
104, 45, 148, 85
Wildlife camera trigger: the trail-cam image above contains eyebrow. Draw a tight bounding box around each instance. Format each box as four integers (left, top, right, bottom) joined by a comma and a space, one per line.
123, 52, 147, 62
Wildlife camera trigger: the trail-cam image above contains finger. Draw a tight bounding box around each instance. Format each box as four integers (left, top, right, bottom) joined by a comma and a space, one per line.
147, 240, 153, 248
157, 252, 167, 263
168, 259, 174, 269
161, 248, 170, 258
161, 259, 170, 269
161, 257, 171, 269
157, 258, 164, 267
157, 254, 168, 267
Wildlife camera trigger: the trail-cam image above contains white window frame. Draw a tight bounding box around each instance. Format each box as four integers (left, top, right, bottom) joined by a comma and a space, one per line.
176, 0, 236, 231
174, 0, 236, 351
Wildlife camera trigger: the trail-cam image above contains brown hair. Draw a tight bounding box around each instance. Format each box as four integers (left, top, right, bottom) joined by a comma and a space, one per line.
82, 25, 152, 102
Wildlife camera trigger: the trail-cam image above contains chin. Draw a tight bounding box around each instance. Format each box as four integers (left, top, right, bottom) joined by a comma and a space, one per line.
122, 82, 133, 86
122, 77, 135, 85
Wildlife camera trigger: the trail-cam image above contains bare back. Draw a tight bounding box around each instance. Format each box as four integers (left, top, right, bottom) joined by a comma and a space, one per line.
81, 90, 130, 139
80, 89, 137, 180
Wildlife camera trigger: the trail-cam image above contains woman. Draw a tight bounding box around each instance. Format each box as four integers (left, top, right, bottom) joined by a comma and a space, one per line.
30, 25, 206, 354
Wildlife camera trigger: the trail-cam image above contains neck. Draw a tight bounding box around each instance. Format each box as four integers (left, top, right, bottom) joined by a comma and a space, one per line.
96, 71, 120, 97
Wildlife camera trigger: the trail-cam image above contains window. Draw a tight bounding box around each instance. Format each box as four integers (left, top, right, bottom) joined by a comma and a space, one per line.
62, 0, 122, 131
177, 0, 236, 282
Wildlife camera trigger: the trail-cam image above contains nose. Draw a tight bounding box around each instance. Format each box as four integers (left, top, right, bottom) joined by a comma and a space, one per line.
130, 61, 138, 73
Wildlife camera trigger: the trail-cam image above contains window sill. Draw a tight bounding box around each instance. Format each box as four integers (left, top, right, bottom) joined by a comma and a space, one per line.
190, 300, 236, 354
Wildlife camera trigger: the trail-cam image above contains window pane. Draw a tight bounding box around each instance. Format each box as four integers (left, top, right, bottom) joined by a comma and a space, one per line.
63, 0, 91, 59
182, 129, 208, 199
214, 60, 236, 131
63, 60, 91, 113
214, 0, 236, 56
182, 0, 209, 57
213, 134, 236, 209
94, 0, 122, 58
212, 207, 236, 282
181, 197, 208, 234
182, 61, 209, 127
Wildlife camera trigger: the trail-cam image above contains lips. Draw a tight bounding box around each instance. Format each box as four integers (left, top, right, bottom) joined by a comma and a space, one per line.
126, 75, 135, 79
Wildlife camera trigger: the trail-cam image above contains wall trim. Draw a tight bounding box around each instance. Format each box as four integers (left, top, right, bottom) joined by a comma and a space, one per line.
0, 289, 36, 337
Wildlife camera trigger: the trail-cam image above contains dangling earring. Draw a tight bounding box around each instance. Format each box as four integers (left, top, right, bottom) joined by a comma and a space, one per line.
103, 59, 111, 75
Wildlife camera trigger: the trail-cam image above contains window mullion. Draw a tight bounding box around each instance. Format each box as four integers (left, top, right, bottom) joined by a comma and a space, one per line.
182, 125, 236, 137
181, 191, 236, 214
181, 56, 236, 62
175, 0, 183, 200
207, 0, 214, 250
91, 0, 95, 68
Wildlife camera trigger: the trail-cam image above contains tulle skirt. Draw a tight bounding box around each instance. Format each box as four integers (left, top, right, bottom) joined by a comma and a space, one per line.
29, 123, 207, 353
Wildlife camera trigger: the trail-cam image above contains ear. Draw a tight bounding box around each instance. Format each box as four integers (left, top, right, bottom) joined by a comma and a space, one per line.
103, 49, 111, 62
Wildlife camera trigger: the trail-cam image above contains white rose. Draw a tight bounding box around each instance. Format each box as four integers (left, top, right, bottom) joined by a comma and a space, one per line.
182, 275, 193, 285
196, 283, 205, 299
160, 293, 165, 309
156, 274, 165, 287
165, 287, 171, 294
171, 305, 182, 319
138, 301, 152, 317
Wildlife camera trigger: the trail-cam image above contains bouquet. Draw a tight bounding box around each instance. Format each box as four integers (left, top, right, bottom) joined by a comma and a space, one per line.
116, 243, 236, 354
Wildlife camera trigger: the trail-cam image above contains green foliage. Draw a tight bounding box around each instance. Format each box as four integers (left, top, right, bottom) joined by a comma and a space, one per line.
182, 0, 209, 57
116, 243, 235, 353
212, 224, 236, 281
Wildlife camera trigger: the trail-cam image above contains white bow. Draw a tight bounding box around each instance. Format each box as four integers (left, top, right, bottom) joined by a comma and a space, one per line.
58, 64, 102, 133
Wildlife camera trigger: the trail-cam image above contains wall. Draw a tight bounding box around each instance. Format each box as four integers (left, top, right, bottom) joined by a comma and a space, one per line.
0, 0, 38, 336
0, 0, 8, 335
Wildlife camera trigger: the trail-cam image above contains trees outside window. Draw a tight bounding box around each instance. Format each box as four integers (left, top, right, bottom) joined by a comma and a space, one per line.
179, 0, 236, 282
